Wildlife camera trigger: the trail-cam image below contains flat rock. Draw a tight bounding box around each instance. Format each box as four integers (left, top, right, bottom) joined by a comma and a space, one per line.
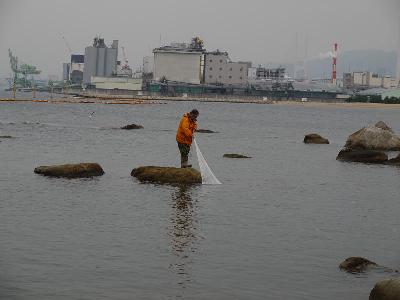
344, 121, 400, 151
131, 166, 201, 184
196, 129, 217, 133
336, 149, 388, 163
370, 278, 400, 300
121, 124, 144, 130
339, 257, 378, 273
304, 133, 329, 144
34, 163, 104, 178
223, 153, 251, 158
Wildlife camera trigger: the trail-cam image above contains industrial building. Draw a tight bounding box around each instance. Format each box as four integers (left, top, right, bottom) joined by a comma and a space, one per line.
255, 67, 286, 81
203, 51, 250, 85
343, 71, 398, 89
83, 37, 118, 85
153, 37, 206, 84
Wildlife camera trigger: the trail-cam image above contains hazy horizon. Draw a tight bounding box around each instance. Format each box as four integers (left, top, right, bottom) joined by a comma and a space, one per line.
0, 0, 399, 79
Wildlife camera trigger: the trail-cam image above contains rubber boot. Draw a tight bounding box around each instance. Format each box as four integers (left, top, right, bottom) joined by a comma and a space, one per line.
181, 156, 192, 168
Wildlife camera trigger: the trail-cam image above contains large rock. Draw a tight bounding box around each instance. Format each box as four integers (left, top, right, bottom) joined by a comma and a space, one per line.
344, 121, 400, 151
121, 124, 144, 130
339, 257, 378, 273
304, 133, 329, 144
370, 278, 400, 300
34, 163, 104, 178
131, 166, 201, 184
336, 149, 388, 163
223, 153, 251, 158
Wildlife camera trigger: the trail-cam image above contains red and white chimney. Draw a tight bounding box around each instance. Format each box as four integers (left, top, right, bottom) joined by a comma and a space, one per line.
332, 43, 338, 85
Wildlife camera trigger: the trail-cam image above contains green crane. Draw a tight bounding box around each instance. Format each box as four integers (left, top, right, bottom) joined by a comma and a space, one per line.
8, 48, 41, 88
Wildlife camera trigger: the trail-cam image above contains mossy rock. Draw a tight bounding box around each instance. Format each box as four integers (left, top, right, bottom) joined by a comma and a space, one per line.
339, 257, 377, 273
304, 133, 329, 144
121, 124, 144, 130
131, 166, 201, 184
34, 163, 104, 178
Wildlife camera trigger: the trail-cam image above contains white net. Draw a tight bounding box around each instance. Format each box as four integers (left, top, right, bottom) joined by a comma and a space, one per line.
194, 139, 222, 185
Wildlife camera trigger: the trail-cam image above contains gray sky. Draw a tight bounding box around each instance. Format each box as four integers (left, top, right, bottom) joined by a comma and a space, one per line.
0, 0, 399, 79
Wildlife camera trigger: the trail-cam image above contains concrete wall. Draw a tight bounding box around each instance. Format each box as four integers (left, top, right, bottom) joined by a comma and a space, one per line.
153, 51, 202, 84
91, 76, 142, 91
204, 52, 248, 85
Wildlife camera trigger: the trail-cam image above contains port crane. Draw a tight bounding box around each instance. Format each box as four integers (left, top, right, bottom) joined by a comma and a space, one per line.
8, 49, 41, 88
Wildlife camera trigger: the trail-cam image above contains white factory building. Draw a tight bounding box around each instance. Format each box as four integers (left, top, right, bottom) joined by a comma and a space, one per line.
153, 39, 205, 85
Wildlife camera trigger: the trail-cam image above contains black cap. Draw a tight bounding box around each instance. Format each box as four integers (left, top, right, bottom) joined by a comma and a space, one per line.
190, 109, 199, 116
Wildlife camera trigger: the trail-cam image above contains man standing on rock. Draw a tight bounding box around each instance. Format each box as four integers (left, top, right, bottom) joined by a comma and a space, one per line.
176, 109, 199, 168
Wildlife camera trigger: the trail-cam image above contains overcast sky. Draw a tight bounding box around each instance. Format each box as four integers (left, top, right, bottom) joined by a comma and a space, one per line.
0, 0, 399, 79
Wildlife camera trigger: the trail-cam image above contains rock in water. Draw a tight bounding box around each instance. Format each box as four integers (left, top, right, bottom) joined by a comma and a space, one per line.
223, 153, 251, 158
387, 153, 400, 165
0, 135, 13, 138
336, 149, 388, 163
34, 163, 104, 178
339, 257, 378, 273
304, 133, 329, 144
344, 121, 400, 150
370, 278, 400, 300
121, 124, 144, 130
196, 129, 217, 133
131, 166, 201, 184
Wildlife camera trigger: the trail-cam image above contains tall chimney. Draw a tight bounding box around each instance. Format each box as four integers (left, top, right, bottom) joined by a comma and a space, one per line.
397, 18, 400, 85
332, 43, 338, 85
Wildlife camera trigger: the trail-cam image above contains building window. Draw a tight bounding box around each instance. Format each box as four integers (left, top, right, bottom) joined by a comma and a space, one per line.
210, 67, 212, 70
219, 67, 222, 71
229, 75, 232, 79
230, 67, 232, 71
240, 67, 243, 71
240, 76, 242, 80
209, 59, 212, 62
209, 75, 212, 78
220, 59, 223, 63
219, 75, 221, 78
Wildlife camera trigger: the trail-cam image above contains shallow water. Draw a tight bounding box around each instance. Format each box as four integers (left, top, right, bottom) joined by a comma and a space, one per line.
1, 97, 400, 299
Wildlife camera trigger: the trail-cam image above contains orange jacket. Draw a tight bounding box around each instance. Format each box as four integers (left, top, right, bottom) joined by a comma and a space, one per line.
176, 113, 197, 145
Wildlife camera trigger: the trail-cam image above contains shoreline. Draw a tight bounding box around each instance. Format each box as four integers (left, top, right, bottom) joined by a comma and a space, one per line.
1, 96, 400, 109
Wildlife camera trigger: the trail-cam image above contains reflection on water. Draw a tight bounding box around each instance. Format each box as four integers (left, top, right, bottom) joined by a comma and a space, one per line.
169, 185, 199, 298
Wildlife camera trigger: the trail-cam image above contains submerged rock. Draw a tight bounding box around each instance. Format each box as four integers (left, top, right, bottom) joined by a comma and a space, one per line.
344, 121, 400, 151
339, 257, 378, 273
223, 153, 251, 158
131, 166, 201, 184
196, 129, 217, 133
121, 124, 144, 130
304, 133, 329, 144
336, 149, 388, 163
34, 163, 104, 178
0, 135, 13, 138
370, 278, 400, 300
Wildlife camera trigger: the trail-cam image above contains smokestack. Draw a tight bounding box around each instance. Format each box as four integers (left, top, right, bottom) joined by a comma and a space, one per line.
397, 18, 400, 85
332, 43, 338, 85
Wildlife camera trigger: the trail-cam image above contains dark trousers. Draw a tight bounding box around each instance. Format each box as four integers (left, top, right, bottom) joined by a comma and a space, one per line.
177, 142, 190, 158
